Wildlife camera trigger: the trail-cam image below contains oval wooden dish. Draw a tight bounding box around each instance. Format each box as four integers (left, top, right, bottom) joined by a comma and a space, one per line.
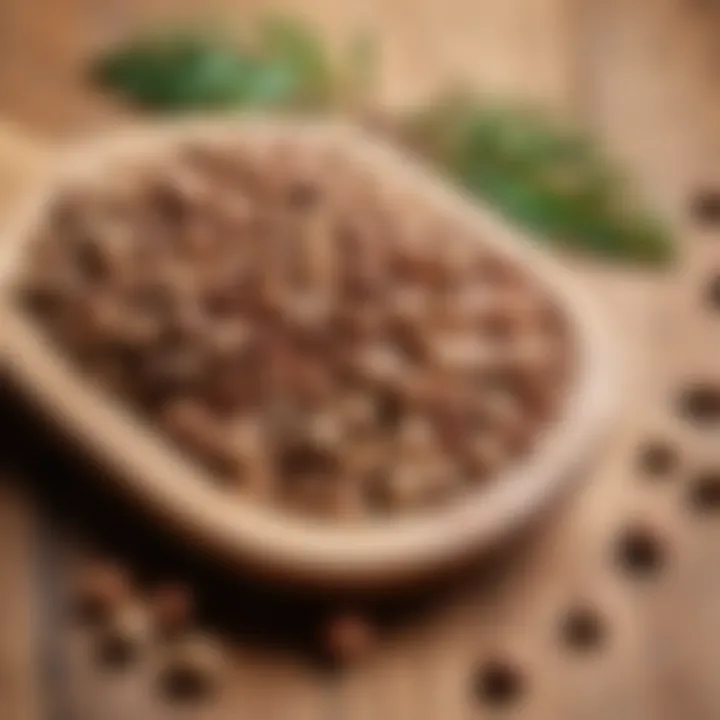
0, 118, 617, 593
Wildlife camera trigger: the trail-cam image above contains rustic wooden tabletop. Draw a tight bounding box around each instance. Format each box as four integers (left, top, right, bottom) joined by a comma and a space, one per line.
1, 1, 720, 719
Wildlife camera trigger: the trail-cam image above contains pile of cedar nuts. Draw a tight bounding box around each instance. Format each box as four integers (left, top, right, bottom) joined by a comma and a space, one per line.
18, 138, 570, 520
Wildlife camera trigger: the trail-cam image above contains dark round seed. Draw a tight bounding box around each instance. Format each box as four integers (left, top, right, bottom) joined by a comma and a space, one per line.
677, 384, 720, 425
160, 663, 215, 702
75, 237, 111, 282
95, 603, 151, 668
637, 440, 678, 478
560, 606, 606, 652
473, 660, 526, 708
150, 178, 190, 225
159, 634, 223, 702
615, 526, 665, 577
687, 470, 720, 514
690, 187, 720, 224
74, 560, 131, 623
151, 582, 196, 638
376, 388, 404, 429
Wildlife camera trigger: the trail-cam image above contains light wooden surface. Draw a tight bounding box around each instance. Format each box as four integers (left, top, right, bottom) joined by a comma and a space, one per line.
1, 0, 720, 718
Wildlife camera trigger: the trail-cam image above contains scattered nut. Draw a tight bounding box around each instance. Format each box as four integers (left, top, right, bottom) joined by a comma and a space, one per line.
479, 389, 522, 430
397, 415, 437, 460
151, 583, 196, 639
160, 632, 224, 701
75, 560, 131, 622
433, 336, 499, 372
465, 435, 506, 481
96, 601, 152, 667
357, 344, 407, 386
338, 393, 377, 434
160, 400, 239, 477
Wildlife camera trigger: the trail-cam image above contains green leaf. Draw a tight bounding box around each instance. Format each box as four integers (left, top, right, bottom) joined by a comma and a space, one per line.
405, 97, 674, 266
94, 33, 266, 110
92, 21, 333, 111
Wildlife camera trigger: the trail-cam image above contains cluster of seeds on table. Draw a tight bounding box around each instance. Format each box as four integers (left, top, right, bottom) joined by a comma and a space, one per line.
17, 135, 572, 520
75, 559, 223, 700
74, 556, 376, 696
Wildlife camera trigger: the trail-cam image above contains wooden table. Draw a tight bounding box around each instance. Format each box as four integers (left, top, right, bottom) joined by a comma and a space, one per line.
2, 0, 720, 718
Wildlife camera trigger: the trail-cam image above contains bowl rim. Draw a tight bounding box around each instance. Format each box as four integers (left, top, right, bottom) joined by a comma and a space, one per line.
0, 117, 618, 591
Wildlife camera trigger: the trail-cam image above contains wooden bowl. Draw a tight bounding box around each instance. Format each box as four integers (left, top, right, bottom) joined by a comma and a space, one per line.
0, 118, 618, 593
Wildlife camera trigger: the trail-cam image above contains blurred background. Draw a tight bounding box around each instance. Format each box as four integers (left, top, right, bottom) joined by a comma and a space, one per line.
1, 1, 720, 719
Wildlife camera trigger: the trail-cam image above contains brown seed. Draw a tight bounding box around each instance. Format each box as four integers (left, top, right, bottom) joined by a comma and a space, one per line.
390, 243, 434, 284
114, 311, 162, 348
160, 400, 239, 477
160, 632, 224, 700
397, 415, 437, 459
75, 560, 131, 621
305, 410, 344, 453
433, 237, 477, 288
338, 393, 377, 434
338, 212, 391, 297
505, 335, 556, 373
385, 464, 428, 509
97, 601, 152, 666
475, 253, 521, 286
433, 335, 499, 372
148, 167, 209, 224
449, 287, 495, 329
206, 319, 252, 358
214, 190, 254, 229
226, 415, 272, 494
139, 345, 208, 399
387, 458, 457, 509
19, 266, 75, 317
151, 583, 196, 638
287, 356, 334, 407
345, 437, 388, 478
388, 293, 430, 359
397, 367, 442, 411
357, 344, 406, 386
180, 141, 258, 191
298, 208, 337, 298
332, 482, 366, 520
423, 459, 460, 504
465, 435, 506, 481
479, 389, 522, 430
284, 293, 332, 334
333, 304, 385, 345
324, 613, 375, 665
284, 474, 339, 517
391, 287, 429, 322
279, 412, 342, 483
513, 367, 557, 419
202, 359, 259, 415
74, 215, 135, 284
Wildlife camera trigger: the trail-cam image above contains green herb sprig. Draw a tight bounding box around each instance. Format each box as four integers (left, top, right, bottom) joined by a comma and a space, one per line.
92, 19, 672, 266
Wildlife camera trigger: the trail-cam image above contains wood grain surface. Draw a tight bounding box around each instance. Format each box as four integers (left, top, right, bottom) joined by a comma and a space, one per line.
1, 0, 720, 719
